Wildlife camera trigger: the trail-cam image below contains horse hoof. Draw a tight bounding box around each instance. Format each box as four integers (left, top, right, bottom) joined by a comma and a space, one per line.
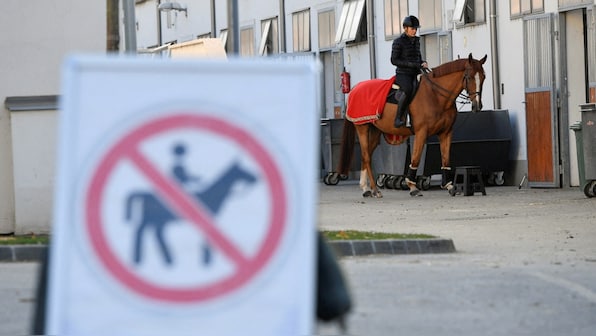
373, 190, 383, 198
409, 189, 423, 197
441, 182, 453, 190
363, 190, 372, 197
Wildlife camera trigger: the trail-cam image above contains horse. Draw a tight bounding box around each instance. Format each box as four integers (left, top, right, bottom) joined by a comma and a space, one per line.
338, 53, 487, 197
125, 161, 258, 265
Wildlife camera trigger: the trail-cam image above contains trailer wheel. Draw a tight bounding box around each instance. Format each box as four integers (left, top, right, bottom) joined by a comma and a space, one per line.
376, 174, 387, 188
400, 176, 409, 190
385, 175, 396, 189
584, 180, 596, 198
328, 172, 340, 185
392, 176, 404, 189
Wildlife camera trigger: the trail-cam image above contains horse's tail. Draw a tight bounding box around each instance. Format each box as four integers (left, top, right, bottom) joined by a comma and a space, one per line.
125, 192, 142, 222
337, 119, 355, 175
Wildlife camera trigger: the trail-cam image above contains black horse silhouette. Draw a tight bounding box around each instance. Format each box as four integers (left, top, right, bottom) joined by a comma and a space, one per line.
125, 162, 258, 266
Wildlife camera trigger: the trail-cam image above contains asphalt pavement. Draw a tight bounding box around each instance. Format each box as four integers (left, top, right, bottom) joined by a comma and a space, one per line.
1, 183, 596, 335
316, 182, 596, 335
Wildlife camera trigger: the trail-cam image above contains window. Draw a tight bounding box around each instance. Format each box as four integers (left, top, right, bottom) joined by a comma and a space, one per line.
292, 9, 311, 52
335, 0, 367, 44
318, 9, 336, 50
558, 0, 592, 8
421, 34, 451, 68
220, 29, 228, 52
384, 0, 408, 39
510, 0, 544, 18
439, 33, 452, 65
453, 0, 485, 25
240, 27, 254, 56
259, 18, 279, 56
418, 0, 443, 33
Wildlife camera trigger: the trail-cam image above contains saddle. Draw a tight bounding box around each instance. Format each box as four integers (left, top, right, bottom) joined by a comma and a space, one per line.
385, 75, 422, 110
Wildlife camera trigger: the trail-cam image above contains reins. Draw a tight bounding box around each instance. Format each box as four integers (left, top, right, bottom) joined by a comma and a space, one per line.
420, 67, 478, 110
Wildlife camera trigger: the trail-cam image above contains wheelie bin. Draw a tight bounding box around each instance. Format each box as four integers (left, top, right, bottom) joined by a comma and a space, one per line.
576, 104, 596, 197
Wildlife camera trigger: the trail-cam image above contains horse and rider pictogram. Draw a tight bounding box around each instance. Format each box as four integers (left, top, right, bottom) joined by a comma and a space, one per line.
84, 114, 288, 303
125, 142, 258, 266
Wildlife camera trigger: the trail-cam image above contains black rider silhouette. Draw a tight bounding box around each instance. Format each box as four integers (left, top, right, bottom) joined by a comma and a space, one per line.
172, 143, 201, 191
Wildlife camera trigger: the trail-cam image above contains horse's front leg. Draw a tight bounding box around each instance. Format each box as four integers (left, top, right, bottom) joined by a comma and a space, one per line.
438, 131, 455, 192
406, 130, 427, 197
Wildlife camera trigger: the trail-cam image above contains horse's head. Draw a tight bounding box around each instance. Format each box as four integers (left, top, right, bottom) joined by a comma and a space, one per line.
463, 54, 487, 112
230, 161, 258, 185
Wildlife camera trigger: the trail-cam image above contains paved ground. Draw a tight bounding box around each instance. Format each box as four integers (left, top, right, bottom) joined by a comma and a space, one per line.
318, 182, 596, 268
315, 182, 596, 335
1, 183, 595, 335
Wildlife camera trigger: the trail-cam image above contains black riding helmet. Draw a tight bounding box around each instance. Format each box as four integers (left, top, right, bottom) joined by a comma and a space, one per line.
402, 15, 420, 28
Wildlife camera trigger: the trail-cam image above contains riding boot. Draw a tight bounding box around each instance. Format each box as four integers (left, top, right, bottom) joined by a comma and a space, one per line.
393, 90, 408, 128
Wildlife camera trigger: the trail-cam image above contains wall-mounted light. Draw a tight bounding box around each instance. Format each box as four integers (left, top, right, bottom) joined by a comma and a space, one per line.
158, 2, 187, 17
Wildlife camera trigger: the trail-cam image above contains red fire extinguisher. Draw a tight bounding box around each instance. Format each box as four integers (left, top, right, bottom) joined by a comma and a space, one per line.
340, 68, 351, 94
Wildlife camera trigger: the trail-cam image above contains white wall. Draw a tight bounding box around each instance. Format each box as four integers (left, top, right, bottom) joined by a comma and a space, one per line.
493, 5, 528, 162
0, 1, 105, 233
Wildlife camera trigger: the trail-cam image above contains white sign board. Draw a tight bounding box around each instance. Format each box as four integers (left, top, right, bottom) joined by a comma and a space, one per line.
47, 56, 320, 335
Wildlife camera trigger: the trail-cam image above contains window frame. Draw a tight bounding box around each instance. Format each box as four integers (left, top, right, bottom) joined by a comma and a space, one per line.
384, 0, 408, 40
335, 0, 367, 45
418, 0, 443, 34
453, 0, 486, 26
510, 0, 544, 19
318, 9, 336, 50
292, 9, 311, 52
240, 26, 255, 56
259, 17, 279, 56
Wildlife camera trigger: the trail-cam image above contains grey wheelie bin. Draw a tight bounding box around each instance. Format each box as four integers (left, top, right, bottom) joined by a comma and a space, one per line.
574, 104, 596, 197
371, 138, 410, 190
320, 118, 361, 185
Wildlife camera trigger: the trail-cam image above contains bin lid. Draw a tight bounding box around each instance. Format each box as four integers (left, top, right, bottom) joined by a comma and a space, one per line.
570, 122, 582, 130
580, 103, 596, 112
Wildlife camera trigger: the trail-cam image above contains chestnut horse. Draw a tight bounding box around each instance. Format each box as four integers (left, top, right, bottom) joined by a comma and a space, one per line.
338, 54, 487, 197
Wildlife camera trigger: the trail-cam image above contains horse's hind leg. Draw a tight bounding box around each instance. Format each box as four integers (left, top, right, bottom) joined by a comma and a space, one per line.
156, 225, 173, 265
355, 124, 382, 198
367, 127, 382, 197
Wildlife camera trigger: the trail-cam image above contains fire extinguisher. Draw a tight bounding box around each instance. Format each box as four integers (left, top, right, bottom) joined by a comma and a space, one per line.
340, 68, 351, 94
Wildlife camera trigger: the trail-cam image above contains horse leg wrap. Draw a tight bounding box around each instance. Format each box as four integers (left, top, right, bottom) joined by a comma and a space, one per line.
441, 166, 453, 187
406, 165, 418, 184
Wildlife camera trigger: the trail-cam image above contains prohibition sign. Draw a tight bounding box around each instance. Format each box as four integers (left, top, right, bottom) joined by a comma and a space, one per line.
84, 113, 287, 303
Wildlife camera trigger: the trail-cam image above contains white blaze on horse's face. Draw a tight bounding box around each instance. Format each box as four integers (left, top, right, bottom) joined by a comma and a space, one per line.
473, 72, 482, 112
467, 66, 485, 113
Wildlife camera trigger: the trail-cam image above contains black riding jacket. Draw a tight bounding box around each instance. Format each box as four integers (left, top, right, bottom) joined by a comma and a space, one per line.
391, 33, 424, 76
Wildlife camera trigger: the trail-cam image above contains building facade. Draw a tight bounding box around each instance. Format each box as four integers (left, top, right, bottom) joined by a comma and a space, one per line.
136, 0, 596, 190
0, 1, 106, 234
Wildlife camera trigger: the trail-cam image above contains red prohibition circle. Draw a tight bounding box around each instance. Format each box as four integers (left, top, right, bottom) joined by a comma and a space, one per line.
85, 113, 287, 303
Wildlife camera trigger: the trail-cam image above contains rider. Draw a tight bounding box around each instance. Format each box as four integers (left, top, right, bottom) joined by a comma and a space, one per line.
390, 15, 428, 128
172, 143, 201, 191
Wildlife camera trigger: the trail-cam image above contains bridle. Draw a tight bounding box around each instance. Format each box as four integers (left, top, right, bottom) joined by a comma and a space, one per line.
421, 64, 482, 109
461, 65, 483, 106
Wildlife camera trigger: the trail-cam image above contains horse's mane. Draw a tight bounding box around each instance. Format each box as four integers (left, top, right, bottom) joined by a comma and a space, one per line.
430, 58, 468, 78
